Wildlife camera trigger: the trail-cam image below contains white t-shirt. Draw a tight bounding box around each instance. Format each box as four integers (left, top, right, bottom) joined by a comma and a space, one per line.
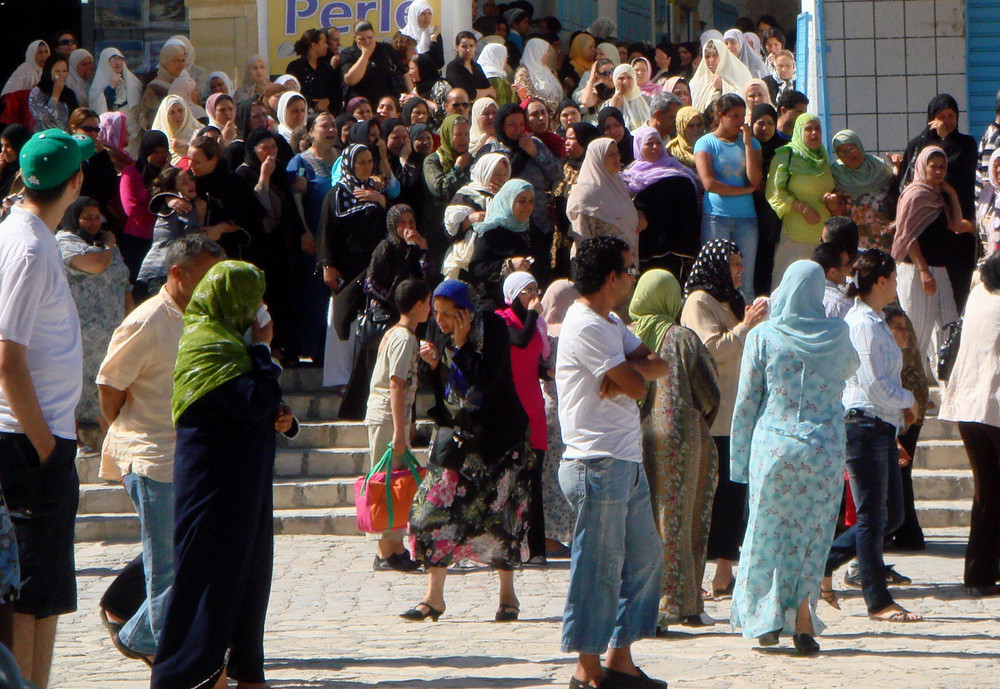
0, 206, 82, 440
555, 301, 643, 462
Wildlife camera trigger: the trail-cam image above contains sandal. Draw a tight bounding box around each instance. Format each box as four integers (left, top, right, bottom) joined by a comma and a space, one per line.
711, 580, 735, 599
400, 601, 444, 622
820, 587, 840, 610
869, 605, 922, 622
495, 603, 520, 622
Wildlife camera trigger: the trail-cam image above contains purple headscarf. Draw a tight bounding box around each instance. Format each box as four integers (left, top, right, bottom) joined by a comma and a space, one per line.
621, 125, 696, 193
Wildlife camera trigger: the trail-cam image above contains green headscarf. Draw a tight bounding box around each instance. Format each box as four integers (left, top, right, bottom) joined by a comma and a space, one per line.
829, 129, 894, 197
436, 114, 467, 173
782, 112, 829, 172
171, 260, 267, 423
629, 269, 681, 353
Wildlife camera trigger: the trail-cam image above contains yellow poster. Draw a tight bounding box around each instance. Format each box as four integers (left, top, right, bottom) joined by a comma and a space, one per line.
268, 0, 442, 70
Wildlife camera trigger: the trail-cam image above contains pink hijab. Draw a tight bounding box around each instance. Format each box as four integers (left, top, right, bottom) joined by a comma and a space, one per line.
891, 146, 965, 261
631, 57, 661, 97
621, 125, 696, 192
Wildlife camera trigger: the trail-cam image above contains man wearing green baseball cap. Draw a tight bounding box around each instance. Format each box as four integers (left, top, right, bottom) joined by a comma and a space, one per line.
0, 130, 94, 687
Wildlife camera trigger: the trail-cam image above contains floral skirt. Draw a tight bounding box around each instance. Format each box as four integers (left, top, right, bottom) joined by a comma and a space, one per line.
407, 437, 532, 569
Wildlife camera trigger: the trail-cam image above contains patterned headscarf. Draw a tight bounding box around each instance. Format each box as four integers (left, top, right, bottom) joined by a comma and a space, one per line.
172, 260, 266, 423
684, 239, 746, 318
332, 144, 379, 219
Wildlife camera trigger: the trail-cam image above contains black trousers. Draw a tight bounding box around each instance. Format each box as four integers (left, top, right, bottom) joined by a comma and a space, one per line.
958, 422, 1000, 587
892, 423, 926, 549
527, 449, 546, 558
706, 436, 747, 562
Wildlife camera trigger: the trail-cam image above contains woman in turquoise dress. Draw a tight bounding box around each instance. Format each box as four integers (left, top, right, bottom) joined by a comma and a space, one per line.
729, 260, 858, 654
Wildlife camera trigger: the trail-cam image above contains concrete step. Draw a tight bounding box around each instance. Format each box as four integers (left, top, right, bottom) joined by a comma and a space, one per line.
913, 440, 968, 471
281, 419, 435, 449
918, 415, 958, 440
914, 500, 971, 528
282, 390, 437, 421
75, 507, 362, 543
275, 447, 429, 478
279, 367, 326, 392
912, 469, 974, 501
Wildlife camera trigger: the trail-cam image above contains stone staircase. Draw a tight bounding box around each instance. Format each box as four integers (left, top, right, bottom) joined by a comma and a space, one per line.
73, 367, 432, 542
72, 372, 973, 542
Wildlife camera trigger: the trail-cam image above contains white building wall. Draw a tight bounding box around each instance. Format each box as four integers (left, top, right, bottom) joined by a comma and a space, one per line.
823, 0, 967, 156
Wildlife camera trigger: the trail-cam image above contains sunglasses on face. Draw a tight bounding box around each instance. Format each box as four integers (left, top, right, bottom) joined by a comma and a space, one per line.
598, 70, 613, 77
624, 266, 639, 278
59, 39, 77, 46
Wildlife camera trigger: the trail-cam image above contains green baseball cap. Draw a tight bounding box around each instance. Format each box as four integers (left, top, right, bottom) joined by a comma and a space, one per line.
19, 131, 95, 191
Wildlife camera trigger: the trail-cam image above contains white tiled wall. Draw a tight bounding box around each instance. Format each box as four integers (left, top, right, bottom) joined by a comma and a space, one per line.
823, 0, 967, 157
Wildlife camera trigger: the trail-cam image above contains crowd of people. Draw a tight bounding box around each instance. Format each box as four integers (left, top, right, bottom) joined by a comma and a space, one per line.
0, 6, 998, 689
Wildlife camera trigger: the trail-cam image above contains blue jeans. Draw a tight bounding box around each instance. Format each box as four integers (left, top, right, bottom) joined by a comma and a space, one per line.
559, 457, 662, 654
119, 473, 175, 655
701, 214, 758, 302
825, 416, 903, 614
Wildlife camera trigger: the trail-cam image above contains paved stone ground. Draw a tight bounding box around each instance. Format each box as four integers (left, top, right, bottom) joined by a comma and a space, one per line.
51, 528, 998, 689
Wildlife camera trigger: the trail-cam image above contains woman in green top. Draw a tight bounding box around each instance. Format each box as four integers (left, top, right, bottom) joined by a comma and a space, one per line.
154, 261, 297, 689
766, 112, 837, 286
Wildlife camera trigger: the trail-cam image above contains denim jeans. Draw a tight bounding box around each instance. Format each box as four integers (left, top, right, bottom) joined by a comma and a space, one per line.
559, 457, 662, 654
825, 416, 903, 614
119, 473, 175, 655
701, 214, 758, 303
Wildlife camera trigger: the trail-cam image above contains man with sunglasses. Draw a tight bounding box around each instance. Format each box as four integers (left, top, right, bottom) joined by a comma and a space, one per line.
556, 236, 669, 689
52, 31, 78, 59
444, 88, 472, 117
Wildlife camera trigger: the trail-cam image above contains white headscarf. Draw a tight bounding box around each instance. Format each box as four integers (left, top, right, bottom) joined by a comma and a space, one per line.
151, 95, 200, 164
690, 38, 753, 112
502, 270, 537, 305
566, 138, 640, 256
469, 97, 498, 155
607, 64, 651, 131
165, 35, 208, 95
401, 0, 434, 54
275, 74, 301, 91
521, 38, 563, 105
66, 49, 93, 107
276, 91, 306, 142
459, 152, 509, 200
234, 55, 272, 103
477, 43, 508, 80
202, 71, 234, 101
168, 71, 207, 120
597, 42, 621, 67
89, 47, 143, 116
2, 40, 47, 97
723, 29, 769, 79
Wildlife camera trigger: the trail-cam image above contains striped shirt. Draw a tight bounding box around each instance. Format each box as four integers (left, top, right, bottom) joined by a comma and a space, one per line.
842, 299, 914, 430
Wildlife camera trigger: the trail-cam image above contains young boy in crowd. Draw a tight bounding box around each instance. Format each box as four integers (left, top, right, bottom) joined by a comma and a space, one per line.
364, 278, 433, 572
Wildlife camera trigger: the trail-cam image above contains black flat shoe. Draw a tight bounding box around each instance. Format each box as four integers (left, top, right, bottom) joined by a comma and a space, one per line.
757, 630, 780, 647
400, 601, 444, 622
793, 633, 820, 655
965, 584, 1000, 597
495, 603, 520, 622
601, 666, 668, 688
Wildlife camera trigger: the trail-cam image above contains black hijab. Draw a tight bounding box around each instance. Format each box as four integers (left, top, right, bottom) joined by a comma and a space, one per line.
60, 196, 102, 245
751, 103, 782, 164
598, 107, 634, 166
37, 55, 79, 107
554, 99, 579, 137
349, 119, 379, 147
684, 238, 746, 319
566, 121, 599, 168
927, 94, 960, 123
242, 127, 277, 169
408, 123, 433, 165
495, 103, 533, 175
0, 124, 30, 197
401, 98, 428, 127
368, 203, 420, 294
135, 130, 169, 185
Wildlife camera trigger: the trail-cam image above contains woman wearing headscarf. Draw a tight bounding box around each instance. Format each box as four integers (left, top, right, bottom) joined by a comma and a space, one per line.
554, 100, 582, 138
468, 179, 537, 306
422, 114, 473, 260
552, 121, 599, 273
204, 93, 238, 148
565, 137, 643, 259
631, 57, 661, 98
976, 148, 1000, 263
401, 0, 435, 55
137, 43, 190, 133
690, 39, 753, 112
468, 97, 498, 155
723, 29, 769, 79
751, 103, 783, 294
28, 54, 78, 131
56, 196, 132, 434
668, 105, 705, 171
233, 55, 273, 105
98, 111, 133, 172
203, 71, 234, 100
513, 37, 564, 114
0, 124, 30, 203
402, 278, 532, 623
624, 125, 700, 277
275, 91, 308, 144
1, 40, 49, 97
164, 34, 208, 94
677, 42, 700, 80
600, 64, 651, 132
743, 78, 773, 116
89, 48, 143, 153
766, 112, 836, 286
337, 201, 436, 420
443, 153, 510, 278
477, 42, 516, 106
680, 239, 769, 600
597, 106, 634, 166
896, 94, 979, 311
661, 75, 693, 107
382, 117, 424, 210
521, 97, 564, 159
538, 279, 579, 554
631, 269, 720, 632
891, 146, 973, 377
495, 270, 550, 563
65, 48, 94, 107
596, 42, 621, 67
567, 32, 597, 79
730, 260, 858, 653
152, 261, 296, 689
830, 129, 897, 252
118, 130, 169, 284
151, 94, 200, 164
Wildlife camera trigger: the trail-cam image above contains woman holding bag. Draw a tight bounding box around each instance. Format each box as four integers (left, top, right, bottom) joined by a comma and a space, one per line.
402, 279, 532, 623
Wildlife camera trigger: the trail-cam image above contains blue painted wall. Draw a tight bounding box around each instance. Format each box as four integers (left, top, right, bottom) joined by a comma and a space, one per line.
967, 0, 1000, 138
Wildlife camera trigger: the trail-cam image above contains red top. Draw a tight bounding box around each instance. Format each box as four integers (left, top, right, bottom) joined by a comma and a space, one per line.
119, 163, 156, 239
496, 306, 547, 451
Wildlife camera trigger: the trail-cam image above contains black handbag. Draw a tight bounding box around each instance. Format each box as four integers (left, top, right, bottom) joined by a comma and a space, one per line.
937, 318, 963, 381
356, 301, 396, 350
429, 426, 478, 472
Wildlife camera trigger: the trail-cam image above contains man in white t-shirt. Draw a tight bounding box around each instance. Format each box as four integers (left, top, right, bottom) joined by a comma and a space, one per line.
0, 130, 95, 688
555, 236, 670, 689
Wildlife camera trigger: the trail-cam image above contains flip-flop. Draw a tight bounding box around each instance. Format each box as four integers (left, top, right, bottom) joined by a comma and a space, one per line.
820, 587, 840, 610
870, 609, 922, 622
